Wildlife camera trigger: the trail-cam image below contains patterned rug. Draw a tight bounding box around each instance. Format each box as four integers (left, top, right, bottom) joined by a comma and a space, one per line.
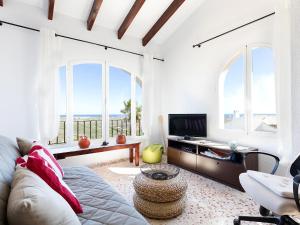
92, 159, 261, 225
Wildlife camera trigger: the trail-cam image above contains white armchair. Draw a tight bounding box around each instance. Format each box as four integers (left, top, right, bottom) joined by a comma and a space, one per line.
234, 152, 300, 225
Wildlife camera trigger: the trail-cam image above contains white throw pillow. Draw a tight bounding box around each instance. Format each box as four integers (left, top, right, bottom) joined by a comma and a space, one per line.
7, 167, 81, 225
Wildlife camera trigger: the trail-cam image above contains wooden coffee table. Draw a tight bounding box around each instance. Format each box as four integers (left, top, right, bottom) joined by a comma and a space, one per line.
51, 141, 141, 166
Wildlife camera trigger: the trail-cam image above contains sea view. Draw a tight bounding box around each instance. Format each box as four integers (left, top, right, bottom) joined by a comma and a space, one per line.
60, 114, 126, 120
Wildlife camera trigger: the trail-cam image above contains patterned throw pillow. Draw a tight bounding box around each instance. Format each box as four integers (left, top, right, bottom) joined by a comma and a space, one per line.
16, 156, 27, 168
16, 145, 83, 214
28, 145, 64, 178
26, 147, 82, 213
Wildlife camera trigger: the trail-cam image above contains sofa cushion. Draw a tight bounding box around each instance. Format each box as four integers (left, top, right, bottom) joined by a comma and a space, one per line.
16, 137, 34, 156
7, 167, 81, 225
0, 181, 10, 225
27, 150, 82, 213
0, 135, 21, 225
63, 166, 149, 225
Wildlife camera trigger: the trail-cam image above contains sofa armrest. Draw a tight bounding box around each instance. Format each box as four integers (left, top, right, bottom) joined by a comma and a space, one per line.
293, 174, 300, 212
244, 152, 280, 175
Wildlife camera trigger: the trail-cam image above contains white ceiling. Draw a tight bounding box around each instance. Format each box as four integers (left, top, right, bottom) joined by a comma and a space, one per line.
13, 0, 206, 44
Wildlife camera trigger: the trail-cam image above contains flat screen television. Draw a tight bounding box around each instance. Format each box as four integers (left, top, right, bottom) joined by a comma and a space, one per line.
168, 114, 207, 138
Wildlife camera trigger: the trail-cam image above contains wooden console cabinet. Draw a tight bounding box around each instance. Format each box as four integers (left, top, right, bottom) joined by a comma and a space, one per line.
167, 138, 258, 191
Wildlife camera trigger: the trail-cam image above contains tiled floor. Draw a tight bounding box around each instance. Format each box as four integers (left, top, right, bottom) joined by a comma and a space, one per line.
92, 158, 261, 225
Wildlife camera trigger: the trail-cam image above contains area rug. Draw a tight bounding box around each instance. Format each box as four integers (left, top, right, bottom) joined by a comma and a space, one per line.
92, 159, 261, 225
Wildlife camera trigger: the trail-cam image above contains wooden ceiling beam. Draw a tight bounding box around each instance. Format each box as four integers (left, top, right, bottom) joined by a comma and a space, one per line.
142, 0, 185, 46
48, 0, 55, 20
0, 0, 3, 7
118, 0, 145, 39
87, 0, 103, 31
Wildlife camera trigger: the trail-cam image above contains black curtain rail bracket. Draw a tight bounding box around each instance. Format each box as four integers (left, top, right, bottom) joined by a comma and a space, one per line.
0, 20, 164, 62
193, 12, 275, 48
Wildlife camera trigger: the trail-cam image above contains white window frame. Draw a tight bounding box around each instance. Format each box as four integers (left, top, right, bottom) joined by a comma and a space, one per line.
218, 43, 277, 136
58, 60, 143, 146
218, 48, 246, 131
106, 62, 141, 140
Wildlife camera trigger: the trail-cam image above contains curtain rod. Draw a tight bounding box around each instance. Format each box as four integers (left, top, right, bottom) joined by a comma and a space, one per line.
0, 20, 164, 62
192, 12, 275, 48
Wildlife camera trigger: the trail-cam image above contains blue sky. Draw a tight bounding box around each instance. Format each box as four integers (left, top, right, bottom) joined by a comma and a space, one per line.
224, 47, 275, 114
108, 66, 131, 115
59, 64, 142, 115
223, 55, 245, 114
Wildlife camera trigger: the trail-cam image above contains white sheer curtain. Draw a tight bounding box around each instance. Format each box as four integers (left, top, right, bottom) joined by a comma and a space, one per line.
290, 0, 300, 160
142, 54, 155, 145
37, 28, 62, 144
273, 0, 292, 161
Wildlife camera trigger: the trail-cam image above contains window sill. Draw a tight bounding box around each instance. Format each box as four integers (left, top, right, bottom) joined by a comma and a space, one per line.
48, 136, 146, 149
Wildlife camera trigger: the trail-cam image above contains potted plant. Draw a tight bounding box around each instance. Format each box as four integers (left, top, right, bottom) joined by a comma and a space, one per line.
78, 136, 91, 149
116, 127, 126, 144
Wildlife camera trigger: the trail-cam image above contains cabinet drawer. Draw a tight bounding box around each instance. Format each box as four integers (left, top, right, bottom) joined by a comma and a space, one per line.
196, 155, 219, 177
215, 160, 245, 186
196, 155, 245, 188
167, 147, 181, 164
168, 148, 197, 171
180, 151, 196, 171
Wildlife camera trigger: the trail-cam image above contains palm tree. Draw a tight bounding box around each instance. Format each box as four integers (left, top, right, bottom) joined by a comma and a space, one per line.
120, 100, 142, 121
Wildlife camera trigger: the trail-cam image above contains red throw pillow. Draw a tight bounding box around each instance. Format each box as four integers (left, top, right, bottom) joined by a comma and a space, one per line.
16, 156, 27, 168
29, 145, 64, 178
27, 149, 83, 214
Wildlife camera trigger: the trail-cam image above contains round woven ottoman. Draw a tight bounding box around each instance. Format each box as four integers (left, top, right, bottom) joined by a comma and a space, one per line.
133, 164, 187, 219
133, 173, 187, 202
133, 193, 186, 219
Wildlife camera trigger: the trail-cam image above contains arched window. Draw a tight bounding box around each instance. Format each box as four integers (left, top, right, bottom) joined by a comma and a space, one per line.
219, 45, 277, 133
50, 62, 143, 144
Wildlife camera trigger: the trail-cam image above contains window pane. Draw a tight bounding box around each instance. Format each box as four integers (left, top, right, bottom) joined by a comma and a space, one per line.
109, 67, 131, 137
73, 64, 102, 140
50, 66, 67, 144
136, 77, 143, 136
223, 55, 245, 130
251, 47, 277, 132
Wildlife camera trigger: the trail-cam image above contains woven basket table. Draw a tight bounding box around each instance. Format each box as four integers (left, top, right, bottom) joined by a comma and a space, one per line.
133, 193, 186, 219
133, 164, 187, 219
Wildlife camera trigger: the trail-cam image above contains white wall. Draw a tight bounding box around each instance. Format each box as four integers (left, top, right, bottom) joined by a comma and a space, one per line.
0, 0, 163, 166
159, 0, 283, 172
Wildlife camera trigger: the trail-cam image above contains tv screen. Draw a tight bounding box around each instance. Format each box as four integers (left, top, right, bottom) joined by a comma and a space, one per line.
168, 114, 207, 137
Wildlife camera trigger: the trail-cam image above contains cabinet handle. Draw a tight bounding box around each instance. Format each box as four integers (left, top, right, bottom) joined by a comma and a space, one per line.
216, 162, 220, 165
